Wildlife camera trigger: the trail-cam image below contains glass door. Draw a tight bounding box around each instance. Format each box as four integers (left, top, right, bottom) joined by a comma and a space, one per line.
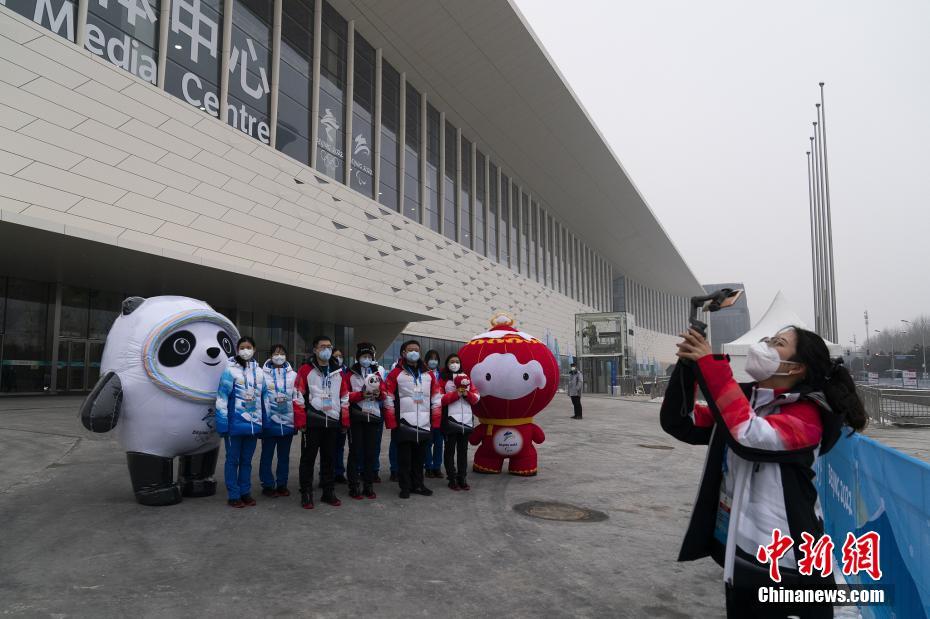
56, 339, 101, 392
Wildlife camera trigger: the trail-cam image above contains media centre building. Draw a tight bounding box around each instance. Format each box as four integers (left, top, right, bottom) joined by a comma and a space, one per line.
0, 0, 703, 395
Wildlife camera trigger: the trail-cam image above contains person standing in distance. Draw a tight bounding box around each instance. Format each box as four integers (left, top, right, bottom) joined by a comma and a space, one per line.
568, 362, 583, 419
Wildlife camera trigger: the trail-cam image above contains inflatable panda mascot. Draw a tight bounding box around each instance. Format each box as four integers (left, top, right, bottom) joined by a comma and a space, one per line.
79, 296, 239, 506
458, 312, 559, 476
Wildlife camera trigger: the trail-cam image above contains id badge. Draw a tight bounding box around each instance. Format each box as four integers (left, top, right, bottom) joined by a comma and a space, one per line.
361, 399, 380, 415
713, 484, 732, 545
275, 393, 286, 404
322, 396, 334, 412
413, 388, 425, 405
243, 387, 255, 401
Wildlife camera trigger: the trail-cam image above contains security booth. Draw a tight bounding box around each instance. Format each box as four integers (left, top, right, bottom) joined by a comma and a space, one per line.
574, 312, 635, 394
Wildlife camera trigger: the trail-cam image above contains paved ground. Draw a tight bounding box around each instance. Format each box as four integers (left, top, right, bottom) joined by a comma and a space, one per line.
0, 395, 724, 618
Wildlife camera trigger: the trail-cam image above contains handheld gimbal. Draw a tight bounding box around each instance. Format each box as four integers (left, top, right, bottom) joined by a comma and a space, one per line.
688, 288, 743, 339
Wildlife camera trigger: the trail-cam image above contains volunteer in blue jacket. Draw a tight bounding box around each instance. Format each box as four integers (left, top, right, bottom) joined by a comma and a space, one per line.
423, 349, 444, 478
259, 344, 303, 498
216, 336, 269, 508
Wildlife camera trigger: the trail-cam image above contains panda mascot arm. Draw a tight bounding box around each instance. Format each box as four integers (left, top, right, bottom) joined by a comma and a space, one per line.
79, 371, 123, 433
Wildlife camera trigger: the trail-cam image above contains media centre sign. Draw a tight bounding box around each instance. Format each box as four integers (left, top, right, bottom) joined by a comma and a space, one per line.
4, 0, 271, 145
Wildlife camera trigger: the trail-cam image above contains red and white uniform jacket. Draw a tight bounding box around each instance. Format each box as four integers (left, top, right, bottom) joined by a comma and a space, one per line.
346, 365, 388, 421
660, 354, 841, 588
440, 374, 480, 426
294, 360, 349, 429
383, 363, 442, 430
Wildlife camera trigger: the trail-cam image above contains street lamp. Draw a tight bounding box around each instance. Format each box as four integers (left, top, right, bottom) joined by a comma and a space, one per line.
902, 319, 927, 382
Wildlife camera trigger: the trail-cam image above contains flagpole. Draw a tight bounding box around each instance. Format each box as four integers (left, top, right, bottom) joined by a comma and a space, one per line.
806, 149, 821, 334
810, 129, 826, 338
819, 83, 839, 342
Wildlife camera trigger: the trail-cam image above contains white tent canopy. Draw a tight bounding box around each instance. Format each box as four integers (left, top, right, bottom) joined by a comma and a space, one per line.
723, 291, 843, 381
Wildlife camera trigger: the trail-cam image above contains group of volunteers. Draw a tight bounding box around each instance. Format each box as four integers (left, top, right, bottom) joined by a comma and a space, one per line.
215, 335, 480, 509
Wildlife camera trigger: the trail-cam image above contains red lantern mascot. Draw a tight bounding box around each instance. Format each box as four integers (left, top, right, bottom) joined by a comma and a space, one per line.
459, 312, 559, 476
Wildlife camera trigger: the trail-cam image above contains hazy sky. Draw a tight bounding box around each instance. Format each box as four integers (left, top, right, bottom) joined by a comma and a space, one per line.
514, 0, 930, 347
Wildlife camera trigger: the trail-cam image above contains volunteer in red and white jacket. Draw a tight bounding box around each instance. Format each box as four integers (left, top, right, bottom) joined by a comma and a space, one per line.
345, 342, 387, 500
439, 353, 480, 491
294, 335, 349, 509
383, 339, 442, 499
661, 326, 868, 618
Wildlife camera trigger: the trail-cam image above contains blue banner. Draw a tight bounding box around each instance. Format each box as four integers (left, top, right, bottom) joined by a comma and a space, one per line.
816, 432, 930, 618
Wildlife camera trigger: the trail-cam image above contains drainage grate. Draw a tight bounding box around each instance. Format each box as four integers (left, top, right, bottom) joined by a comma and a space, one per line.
513, 501, 608, 522
637, 444, 674, 450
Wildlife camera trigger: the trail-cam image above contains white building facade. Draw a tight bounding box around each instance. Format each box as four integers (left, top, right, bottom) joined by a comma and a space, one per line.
0, 0, 702, 394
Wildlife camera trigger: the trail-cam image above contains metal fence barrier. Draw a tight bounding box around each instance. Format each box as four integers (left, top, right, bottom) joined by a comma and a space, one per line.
856, 385, 930, 426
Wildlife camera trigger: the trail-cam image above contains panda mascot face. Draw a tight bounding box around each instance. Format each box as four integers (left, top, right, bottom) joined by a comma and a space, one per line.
100, 296, 239, 457
363, 373, 381, 395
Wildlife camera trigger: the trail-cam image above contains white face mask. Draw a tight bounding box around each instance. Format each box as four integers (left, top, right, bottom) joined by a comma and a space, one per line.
745, 341, 799, 382
238, 348, 254, 361
448, 363, 461, 372
272, 354, 286, 366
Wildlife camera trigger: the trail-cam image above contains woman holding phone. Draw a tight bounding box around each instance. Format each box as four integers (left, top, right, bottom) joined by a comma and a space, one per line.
661, 325, 867, 618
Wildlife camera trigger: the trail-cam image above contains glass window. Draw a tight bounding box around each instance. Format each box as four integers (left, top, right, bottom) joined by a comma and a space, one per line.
166, 0, 223, 119
276, 0, 313, 164
499, 173, 509, 266
1, 278, 52, 393
531, 201, 539, 282
475, 150, 486, 257
442, 121, 457, 240
350, 32, 375, 196
533, 202, 547, 285
554, 222, 561, 293
379, 61, 400, 211
520, 193, 529, 276
60, 286, 89, 339
89, 290, 121, 340
403, 82, 421, 222
543, 213, 555, 288
489, 163, 498, 262
226, 0, 272, 144
511, 184, 520, 272
425, 104, 441, 232
84, 0, 159, 83
5, 0, 76, 41
460, 137, 472, 249
316, 1, 347, 180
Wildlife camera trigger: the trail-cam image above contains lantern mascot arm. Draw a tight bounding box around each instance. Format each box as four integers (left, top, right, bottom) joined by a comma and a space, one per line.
79, 371, 123, 433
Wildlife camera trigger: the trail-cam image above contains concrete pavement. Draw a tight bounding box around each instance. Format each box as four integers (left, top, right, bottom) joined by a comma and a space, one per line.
0, 395, 724, 618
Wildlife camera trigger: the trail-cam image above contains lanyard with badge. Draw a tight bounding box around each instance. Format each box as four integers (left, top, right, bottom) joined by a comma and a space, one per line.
714, 444, 732, 545
241, 362, 258, 412
272, 367, 287, 407
410, 366, 425, 406
319, 365, 335, 413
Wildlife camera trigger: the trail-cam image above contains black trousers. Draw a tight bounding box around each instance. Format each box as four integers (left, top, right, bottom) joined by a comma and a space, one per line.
348, 417, 381, 487
571, 396, 582, 417
299, 427, 338, 494
394, 431, 428, 492
443, 433, 468, 481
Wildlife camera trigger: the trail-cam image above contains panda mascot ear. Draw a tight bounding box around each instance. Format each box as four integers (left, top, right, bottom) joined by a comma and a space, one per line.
121, 297, 146, 315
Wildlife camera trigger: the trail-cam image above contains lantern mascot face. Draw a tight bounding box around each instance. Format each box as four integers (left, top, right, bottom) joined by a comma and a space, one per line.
458, 312, 559, 476
78, 296, 239, 506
